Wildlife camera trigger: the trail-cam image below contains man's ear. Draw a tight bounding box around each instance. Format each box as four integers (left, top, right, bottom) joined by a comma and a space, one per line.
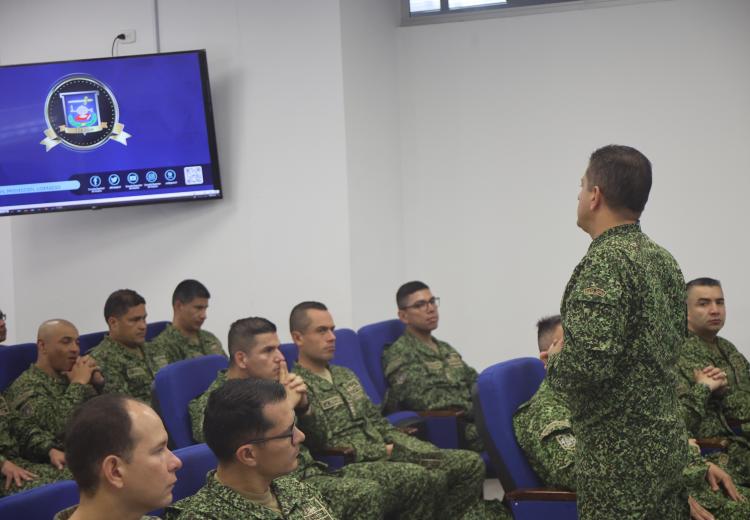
235, 444, 258, 468
590, 185, 603, 211
107, 316, 118, 332
397, 309, 408, 324
234, 351, 246, 369
291, 331, 303, 346
101, 454, 126, 489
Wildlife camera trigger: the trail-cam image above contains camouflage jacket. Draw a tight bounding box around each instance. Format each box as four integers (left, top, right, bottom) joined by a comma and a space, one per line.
0, 395, 25, 465
152, 324, 226, 363
54, 506, 160, 520
677, 332, 750, 437
295, 364, 441, 464
546, 223, 690, 518
188, 370, 327, 480
513, 378, 577, 490
382, 332, 476, 415
164, 472, 337, 520
89, 336, 171, 404
5, 364, 96, 460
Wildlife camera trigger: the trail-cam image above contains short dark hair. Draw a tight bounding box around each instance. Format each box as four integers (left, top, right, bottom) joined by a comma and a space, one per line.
172, 279, 211, 305
686, 277, 722, 291
586, 145, 652, 217
227, 317, 277, 361
203, 378, 287, 463
536, 315, 562, 352
103, 289, 146, 322
65, 394, 136, 494
289, 301, 328, 334
396, 281, 430, 310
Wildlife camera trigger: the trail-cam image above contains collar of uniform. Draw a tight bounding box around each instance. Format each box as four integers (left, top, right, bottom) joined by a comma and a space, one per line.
403, 331, 443, 357
589, 222, 641, 249
29, 362, 68, 385
206, 471, 304, 515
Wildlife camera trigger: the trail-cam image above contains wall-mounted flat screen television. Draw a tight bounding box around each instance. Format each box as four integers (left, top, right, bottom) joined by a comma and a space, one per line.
0, 50, 222, 217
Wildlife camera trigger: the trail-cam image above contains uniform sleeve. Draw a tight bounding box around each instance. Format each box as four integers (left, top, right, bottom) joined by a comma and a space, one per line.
188, 393, 208, 443
720, 343, 750, 420
547, 257, 629, 395
675, 364, 713, 435
201, 332, 226, 358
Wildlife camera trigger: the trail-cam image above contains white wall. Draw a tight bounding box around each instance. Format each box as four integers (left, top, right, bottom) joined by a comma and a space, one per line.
0, 0, 354, 344
397, 0, 750, 369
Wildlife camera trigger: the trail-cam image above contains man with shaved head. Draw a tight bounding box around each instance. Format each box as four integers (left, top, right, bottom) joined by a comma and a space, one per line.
6, 319, 102, 467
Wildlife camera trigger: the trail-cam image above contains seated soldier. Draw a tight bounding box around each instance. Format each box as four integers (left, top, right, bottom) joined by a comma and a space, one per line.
515, 314, 750, 519
166, 378, 336, 519
151, 279, 226, 362
382, 281, 483, 451
677, 278, 750, 482
89, 289, 171, 404
291, 301, 510, 520
189, 316, 424, 519
55, 394, 182, 520
0, 308, 6, 344
1, 394, 71, 496
6, 319, 102, 467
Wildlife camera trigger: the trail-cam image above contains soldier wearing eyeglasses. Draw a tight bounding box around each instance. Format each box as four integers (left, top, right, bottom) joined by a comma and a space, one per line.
166, 378, 337, 520
382, 281, 484, 452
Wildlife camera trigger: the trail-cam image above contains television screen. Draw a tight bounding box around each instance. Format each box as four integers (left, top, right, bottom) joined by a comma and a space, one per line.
0, 50, 222, 217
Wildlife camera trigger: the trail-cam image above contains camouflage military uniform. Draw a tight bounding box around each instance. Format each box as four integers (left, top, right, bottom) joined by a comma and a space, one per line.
296, 364, 509, 520
677, 331, 750, 483
382, 331, 483, 451
54, 506, 159, 520
190, 370, 389, 519
89, 336, 171, 404
547, 223, 690, 519
152, 323, 226, 363
515, 376, 750, 518
0, 395, 71, 496
5, 364, 96, 462
164, 471, 337, 519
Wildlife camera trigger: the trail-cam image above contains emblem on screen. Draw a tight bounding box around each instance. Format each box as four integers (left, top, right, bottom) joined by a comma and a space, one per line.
40, 75, 131, 151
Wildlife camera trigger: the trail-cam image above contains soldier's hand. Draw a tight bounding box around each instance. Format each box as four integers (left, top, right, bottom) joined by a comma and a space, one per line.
65, 355, 98, 385
1, 460, 37, 490
547, 338, 563, 358
706, 462, 745, 502
694, 367, 728, 394
278, 359, 289, 385
688, 496, 715, 520
91, 369, 105, 391
49, 448, 66, 470
385, 444, 394, 458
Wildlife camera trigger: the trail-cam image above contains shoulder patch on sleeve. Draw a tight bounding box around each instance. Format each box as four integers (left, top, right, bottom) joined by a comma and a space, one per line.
539, 419, 572, 439
583, 286, 607, 297
554, 433, 577, 452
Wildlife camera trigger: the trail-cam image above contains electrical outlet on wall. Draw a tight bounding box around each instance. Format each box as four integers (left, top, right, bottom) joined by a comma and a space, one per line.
119, 30, 136, 44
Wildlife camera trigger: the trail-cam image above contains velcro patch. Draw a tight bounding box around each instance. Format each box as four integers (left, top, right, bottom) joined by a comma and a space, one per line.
152, 355, 169, 369
302, 498, 335, 519
555, 434, 577, 451
424, 361, 443, 372
447, 354, 464, 369
583, 287, 607, 297
126, 367, 147, 379
320, 395, 344, 410
539, 419, 572, 439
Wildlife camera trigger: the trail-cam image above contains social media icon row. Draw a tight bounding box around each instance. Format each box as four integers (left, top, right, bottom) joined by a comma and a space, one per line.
89, 169, 174, 188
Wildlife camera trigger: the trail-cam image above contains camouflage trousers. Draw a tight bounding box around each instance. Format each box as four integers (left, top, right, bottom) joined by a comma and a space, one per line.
304, 472, 385, 520
462, 421, 485, 453
0, 460, 71, 497
691, 483, 750, 519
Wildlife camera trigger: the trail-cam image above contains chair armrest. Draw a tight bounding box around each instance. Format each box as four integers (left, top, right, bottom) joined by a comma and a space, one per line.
417, 408, 465, 418
695, 438, 730, 450
505, 488, 577, 501
315, 447, 355, 460
397, 425, 420, 436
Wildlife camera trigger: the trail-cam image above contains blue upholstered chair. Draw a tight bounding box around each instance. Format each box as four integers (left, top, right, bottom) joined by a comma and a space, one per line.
0, 342, 37, 392
357, 319, 405, 398
152, 355, 229, 449
78, 330, 106, 355
0, 480, 79, 519
280, 342, 298, 371
172, 443, 218, 501
146, 320, 171, 341
474, 358, 577, 519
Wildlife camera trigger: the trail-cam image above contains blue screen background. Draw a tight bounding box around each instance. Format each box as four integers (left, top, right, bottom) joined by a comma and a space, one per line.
0, 51, 220, 209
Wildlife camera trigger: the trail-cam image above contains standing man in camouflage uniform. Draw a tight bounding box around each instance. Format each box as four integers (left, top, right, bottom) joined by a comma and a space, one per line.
546, 145, 690, 519
1, 394, 71, 496
6, 319, 101, 468
518, 314, 750, 518
55, 394, 182, 520
151, 279, 226, 362
166, 378, 337, 520
382, 281, 483, 451
89, 289, 171, 404
189, 316, 406, 519
677, 277, 750, 482
291, 301, 510, 520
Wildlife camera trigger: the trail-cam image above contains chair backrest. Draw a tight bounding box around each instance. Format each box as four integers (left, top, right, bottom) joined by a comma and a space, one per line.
357, 319, 405, 399
0, 479, 79, 518
153, 355, 229, 449
78, 330, 106, 355
330, 328, 383, 405
172, 443, 218, 502
474, 357, 546, 491
280, 343, 298, 371
146, 320, 171, 341
0, 342, 37, 392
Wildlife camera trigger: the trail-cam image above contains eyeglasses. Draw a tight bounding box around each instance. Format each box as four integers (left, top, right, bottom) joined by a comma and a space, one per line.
246, 417, 297, 445
400, 296, 440, 311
